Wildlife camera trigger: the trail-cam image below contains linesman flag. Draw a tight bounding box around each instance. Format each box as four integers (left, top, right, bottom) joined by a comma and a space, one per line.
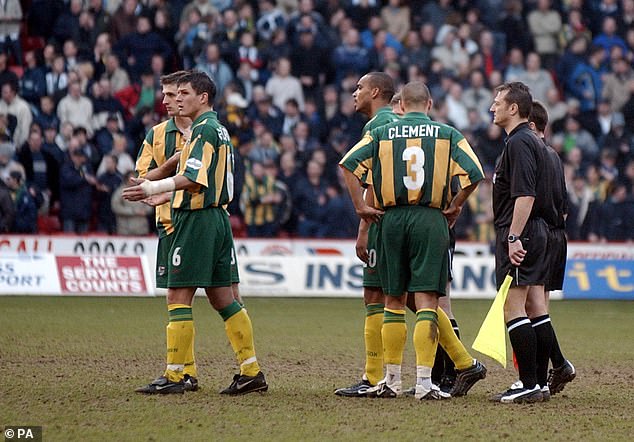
472, 274, 513, 368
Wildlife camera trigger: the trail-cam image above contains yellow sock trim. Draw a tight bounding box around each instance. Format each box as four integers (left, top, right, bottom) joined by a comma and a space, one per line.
382, 309, 406, 365
364, 308, 384, 385
413, 308, 438, 368
437, 307, 473, 370
225, 308, 260, 376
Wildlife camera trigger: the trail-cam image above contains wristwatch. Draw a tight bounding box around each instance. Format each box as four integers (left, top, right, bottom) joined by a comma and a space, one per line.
507, 234, 520, 243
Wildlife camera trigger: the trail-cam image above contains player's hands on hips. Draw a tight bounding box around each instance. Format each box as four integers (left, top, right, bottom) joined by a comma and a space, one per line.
122, 177, 149, 201
508, 240, 526, 266
356, 204, 384, 224
355, 229, 369, 263
442, 203, 462, 228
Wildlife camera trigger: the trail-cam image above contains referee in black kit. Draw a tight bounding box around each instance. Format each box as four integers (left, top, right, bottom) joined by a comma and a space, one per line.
527, 101, 576, 396
489, 82, 553, 404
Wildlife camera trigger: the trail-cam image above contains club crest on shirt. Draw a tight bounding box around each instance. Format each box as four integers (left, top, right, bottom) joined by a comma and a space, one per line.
186, 158, 203, 170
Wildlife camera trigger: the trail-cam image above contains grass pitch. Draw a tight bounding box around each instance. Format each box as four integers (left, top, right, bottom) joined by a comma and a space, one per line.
1, 296, 633, 441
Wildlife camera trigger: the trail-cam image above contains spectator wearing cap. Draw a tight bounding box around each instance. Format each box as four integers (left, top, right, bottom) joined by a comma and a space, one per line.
59, 143, 96, 233
0, 81, 32, 147
196, 42, 234, 98
5, 170, 40, 233
41, 124, 65, 167
114, 14, 172, 81
57, 81, 94, 137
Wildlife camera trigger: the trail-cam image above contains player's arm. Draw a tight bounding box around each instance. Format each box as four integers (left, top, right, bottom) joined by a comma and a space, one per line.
355, 188, 374, 263
122, 175, 199, 201
508, 196, 534, 266
339, 132, 384, 223
442, 181, 480, 228
145, 151, 181, 181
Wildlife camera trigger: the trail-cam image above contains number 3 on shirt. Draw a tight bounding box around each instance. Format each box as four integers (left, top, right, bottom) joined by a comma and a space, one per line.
402, 145, 425, 190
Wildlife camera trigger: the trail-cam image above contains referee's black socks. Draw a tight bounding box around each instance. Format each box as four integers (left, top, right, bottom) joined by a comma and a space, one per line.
532, 315, 554, 388
507, 317, 538, 389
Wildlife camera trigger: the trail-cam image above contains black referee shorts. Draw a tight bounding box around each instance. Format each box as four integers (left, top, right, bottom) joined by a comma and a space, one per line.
545, 227, 567, 292
494, 218, 549, 289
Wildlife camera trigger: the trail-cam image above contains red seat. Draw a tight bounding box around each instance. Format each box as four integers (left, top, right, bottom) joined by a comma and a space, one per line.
37, 215, 61, 233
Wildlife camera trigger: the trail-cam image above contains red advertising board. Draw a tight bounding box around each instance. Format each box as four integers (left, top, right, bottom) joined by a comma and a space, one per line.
56, 256, 148, 295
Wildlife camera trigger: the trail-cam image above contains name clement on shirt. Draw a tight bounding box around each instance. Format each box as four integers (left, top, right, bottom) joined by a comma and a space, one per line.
387, 124, 440, 139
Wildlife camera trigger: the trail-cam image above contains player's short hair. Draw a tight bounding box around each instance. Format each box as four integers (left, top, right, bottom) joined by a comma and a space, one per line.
178, 70, 217, 104
160, 70, 188, 86
365, 72, 395, 102
529, 100, 549, 133
400, 81, 431, 107
495, 82, 532, 118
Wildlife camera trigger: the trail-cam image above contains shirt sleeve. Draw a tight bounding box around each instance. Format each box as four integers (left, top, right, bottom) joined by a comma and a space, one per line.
339, 132, 376, 182
135, 128, 156, 178
450, 131, 485, 188
508, 136, 537, 198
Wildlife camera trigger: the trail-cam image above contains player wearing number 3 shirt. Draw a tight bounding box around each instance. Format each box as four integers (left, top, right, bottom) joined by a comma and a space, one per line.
339, 81, 484, 399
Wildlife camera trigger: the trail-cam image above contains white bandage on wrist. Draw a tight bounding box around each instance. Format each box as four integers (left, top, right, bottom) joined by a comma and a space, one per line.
140, 177, 176, 196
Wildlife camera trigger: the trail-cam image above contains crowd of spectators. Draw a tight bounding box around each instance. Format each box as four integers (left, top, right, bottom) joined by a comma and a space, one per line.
0, 0, 633, 242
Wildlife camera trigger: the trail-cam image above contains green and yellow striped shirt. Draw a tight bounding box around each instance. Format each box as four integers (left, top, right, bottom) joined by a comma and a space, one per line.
340, 112, 484, 210
135, 118, 187, 237
172, 111, 235, 210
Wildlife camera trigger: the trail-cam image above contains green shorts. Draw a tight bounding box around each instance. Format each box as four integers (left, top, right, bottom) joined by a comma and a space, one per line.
168, 207, 233, 288
155, 234, 174, 289
377, 205, 449, 296
362, 222, 381, 288
230, 241, 240, 284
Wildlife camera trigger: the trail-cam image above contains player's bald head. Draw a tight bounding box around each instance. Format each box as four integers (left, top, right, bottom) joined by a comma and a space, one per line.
400, 81, 432, 112
364, 72, 395, 102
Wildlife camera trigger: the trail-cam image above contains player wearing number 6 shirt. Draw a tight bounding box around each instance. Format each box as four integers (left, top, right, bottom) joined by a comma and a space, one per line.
124, 71, 267, 396
339, 81, 485, 400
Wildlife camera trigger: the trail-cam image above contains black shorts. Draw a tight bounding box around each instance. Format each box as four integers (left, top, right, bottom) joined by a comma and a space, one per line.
545, 227, 567, 292
495, 218, 549, 289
